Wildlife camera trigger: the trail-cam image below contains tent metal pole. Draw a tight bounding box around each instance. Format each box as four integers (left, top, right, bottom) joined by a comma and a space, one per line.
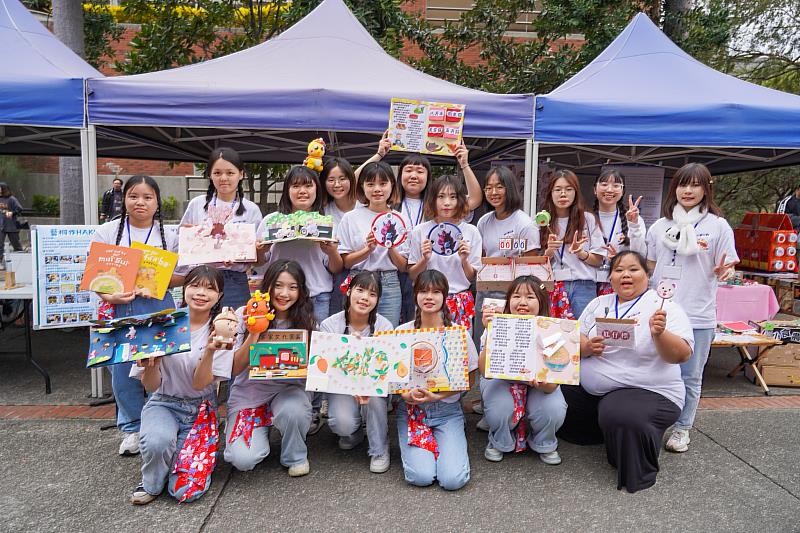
524, 140, 539, 215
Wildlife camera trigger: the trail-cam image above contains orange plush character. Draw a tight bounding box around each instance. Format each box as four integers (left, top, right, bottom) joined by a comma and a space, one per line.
243, 290, 276, 335
303, 138, 326, 172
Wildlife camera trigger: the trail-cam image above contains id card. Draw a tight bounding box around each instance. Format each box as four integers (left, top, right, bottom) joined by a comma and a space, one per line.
553, 267, 571, 281
662, 264, 682, 280
595, 264, 610, 283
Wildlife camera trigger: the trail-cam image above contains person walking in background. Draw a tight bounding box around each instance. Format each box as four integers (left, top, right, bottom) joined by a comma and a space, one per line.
0, 182, 23, 270
777, 182, 800, 230
101, 178, 124, 222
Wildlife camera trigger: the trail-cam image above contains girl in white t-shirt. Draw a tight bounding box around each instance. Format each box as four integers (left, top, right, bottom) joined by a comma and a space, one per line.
319, 271, 394, 474
225, 259, 318, 477
408, 175, 482, 329
338, 161, 408, 327
90, 175, 179, 457
592, 169, 647, 295
321, 158, 359, 317
179, 148, 263, 309
539, 170, 604, 319
259, 166, 343, 325
395, 270, 478, 491
478, 275, 567, 465
130, 265, 234, 505
646, 163, 738, 454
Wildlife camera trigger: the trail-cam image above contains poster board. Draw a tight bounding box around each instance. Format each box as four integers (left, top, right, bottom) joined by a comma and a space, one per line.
600, 164, 665, 227
388, 98, 465, 156
248, 329, 309, 379
305, 332, 410, 396
32, 225, 100, 329
485, 314, 580, 385
376, 326, 470, 393
177, 223, 257, 266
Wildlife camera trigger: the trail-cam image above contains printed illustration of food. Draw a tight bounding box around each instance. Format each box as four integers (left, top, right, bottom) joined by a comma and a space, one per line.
80, 242, 143, 295
388, 98, 465, 156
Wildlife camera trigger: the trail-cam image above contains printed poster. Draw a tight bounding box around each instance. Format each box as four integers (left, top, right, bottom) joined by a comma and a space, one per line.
32, 225, 100, 329
600, 164, 665, 227
131, 242, 178, 300
376, 326, 470, 393
388, 98, 465, 156
485, 314, 580, 385
306, 332, 411, 396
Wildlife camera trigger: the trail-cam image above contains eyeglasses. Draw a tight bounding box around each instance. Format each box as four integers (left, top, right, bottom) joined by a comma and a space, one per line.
552, 187, 575, 195
325, 177, 348, 185
483, 185, 506, 193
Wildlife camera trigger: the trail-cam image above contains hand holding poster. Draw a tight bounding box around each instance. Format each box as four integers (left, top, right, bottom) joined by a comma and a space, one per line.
594, 318, 636, 348
388, 98, 465, 156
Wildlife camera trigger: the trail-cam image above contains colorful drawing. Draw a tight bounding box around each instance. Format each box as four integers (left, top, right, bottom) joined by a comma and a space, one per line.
86, 309, 190, 367
306, 332, 410, 396
485, 314, 580, 385
387, 98, 465, 156
177, 223, 257, 266
261, 211, 336, 244
428, 222, 463, 256
248, 329, 309, 379
370, 212, 408, 248
376, 327, 470, 393
80, 242, 142, 295
534, 210, 551, 227
131, 242, 178, 299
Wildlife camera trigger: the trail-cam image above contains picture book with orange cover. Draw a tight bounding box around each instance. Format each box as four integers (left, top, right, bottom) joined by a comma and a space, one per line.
131, 242, 178, 299
79, 242, 142, 295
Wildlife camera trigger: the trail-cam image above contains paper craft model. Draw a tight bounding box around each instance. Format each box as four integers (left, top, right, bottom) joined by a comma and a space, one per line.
177, 223, 257, 266
477, 256, 554, 292
261, 211, 335, 244
86, 309, 191, 367
248, 329, 309, 379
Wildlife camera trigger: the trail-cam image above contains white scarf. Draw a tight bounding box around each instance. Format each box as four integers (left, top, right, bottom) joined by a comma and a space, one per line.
663, 205, 704, 256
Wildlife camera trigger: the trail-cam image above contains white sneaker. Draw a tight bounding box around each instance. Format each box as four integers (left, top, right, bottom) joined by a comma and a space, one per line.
665, 429, 690, 453
484, 445, 503, 462
130, 483, 156, 505
288, 460, 310, 477
476, 417, 489, 432
369, 453, 390, 474
307, 412, 324, 436
119, 432, 140, 456
539, 450, 562, 465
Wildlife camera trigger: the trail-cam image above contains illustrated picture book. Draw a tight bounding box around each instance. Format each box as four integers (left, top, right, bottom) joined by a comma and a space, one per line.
87, 309, 190, 367
261, 211, 336, 244
485, 314, 580, 385
248, 329, 309, 380
177, 223, 257, 266
79, 242, 142, 295
131, 241, 178, 300
306, 332, 411, 396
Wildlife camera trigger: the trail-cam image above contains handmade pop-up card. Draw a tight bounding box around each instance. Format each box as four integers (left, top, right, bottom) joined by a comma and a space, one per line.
476, 256, 554, 292
305, 332, 411, 396
248, 329, 309, 380
177, 223, 257, 266
261, 211, 336, 244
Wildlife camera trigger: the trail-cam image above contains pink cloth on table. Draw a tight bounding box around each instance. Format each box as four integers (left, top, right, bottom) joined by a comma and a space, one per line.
716, 284, 780, 322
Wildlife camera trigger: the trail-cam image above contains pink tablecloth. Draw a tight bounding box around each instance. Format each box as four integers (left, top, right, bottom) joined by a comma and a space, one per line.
716, 284, 780, 322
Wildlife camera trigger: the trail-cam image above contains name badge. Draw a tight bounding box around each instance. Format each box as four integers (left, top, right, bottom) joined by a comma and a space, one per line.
553, 267, 571, 281
595, 263, 610, 283
595, 318, 636, 349
662, 265, 682, 280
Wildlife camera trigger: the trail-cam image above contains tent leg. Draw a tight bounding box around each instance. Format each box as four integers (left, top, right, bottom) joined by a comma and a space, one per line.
524, 140, 540, 215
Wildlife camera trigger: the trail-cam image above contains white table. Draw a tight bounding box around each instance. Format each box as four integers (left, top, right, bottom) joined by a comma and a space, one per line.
0, 284, 51, 393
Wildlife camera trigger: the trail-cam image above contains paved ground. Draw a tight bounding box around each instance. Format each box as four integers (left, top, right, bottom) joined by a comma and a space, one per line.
1, 323, 799, 532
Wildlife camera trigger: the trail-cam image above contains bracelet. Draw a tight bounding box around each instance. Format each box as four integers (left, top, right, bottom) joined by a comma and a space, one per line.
580, 250, 589, 261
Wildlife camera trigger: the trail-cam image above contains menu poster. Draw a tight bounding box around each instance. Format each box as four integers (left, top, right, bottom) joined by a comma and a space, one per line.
388, 98, 465, 156
32, 225, 100, 329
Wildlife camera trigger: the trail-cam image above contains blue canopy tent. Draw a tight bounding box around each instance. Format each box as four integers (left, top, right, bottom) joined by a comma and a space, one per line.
86, 0, 534, 166
528, 13, 800, 205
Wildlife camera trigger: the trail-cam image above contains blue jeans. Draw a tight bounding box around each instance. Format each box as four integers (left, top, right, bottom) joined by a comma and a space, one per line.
312, 291, 332, 325
329, 269, 350, 317
377, 271, 401, 327
398, 272, 415, 325
139, 393, 217, 501
113, 293, 175, 433
224, 384, 312, 470
675, 328, 713, 430
220, 270, 250, 309
481, 377, 567, 453
328, 394, 389, 457
396, 400, 470, 490
563, 279, 597, 319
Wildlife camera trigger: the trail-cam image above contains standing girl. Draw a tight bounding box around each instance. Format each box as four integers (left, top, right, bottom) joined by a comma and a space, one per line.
0, 182, 23, 268
130, 266, 233, 504
321, 158, 359, 316
225, 260, 317, 477
395, 270, 478, 490
320, 271, 393, 473
259, 166, 343, 325
408, 175, 482, 329
592, 169, 647, 295
540, 170, 605, 319
478, 276, 567, 465
337, 161, 408, 327
646, 163, 738, 453
179, 147, 263, 309
90, 175, 178, 457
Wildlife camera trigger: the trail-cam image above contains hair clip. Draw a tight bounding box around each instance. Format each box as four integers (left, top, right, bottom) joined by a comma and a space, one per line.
339, 274, 354, 295
539, 284, 546, 291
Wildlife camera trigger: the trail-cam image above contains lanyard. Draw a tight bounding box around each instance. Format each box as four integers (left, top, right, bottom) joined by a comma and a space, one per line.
127, 218, 154, 247
604, 210, 618, 245
213, 194, 238, 211
670, 220, 702, 266
614, 292, 645, 320
403, 198, 422, 227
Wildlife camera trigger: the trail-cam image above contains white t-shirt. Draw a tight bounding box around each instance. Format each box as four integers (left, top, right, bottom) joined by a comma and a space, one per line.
646, 213, 738, 329
130, 322, 233, 399
92, 218, 177, 252
578, 290, 694, 409
397, 320, 478, 404
399, 197, 425, 230
477, 209, 540, 257
549, 216, 605, 282
408, 220, 482, 294
596, 210, 647, 256
337, 208, 410, 271
324, 201, 348, 227
179, 195, 263, 273
320, 310, 393, 336
258, 212, 332, 298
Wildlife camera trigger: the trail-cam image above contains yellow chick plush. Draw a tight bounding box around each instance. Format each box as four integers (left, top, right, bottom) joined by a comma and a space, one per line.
303, 138, 326, 172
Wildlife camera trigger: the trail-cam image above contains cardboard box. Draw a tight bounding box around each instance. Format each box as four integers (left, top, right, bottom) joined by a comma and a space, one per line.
745, 344, 800, 387
476, 256, 554, 293
734, 212, 798, 273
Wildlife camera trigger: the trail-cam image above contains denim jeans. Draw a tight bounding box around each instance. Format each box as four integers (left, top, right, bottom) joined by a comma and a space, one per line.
329, 269, 350, 317
113, 293, 175, 433
675, 328, 714, 430
480, 377, 567, 454
224, 384, 312, 470
563, 279, 597, 319
396, 400, 470, 490
398, 272, 415, 325
220, 270, 251, 310
312, 291, 332, 325
327, 394, 389, 457
139, 393, 217, 501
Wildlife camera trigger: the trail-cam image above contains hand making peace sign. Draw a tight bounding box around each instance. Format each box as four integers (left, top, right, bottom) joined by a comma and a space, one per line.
626, 195, 643, 223
713, 252, 737, 281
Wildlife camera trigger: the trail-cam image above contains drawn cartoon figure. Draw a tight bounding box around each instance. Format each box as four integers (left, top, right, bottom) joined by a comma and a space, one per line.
381, 219, 397, 245
657, 279, 676, 309
370, 212, 407, 248
206, 203, 233, 249
125, 326, 137, 341
438, 230, 457, 256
